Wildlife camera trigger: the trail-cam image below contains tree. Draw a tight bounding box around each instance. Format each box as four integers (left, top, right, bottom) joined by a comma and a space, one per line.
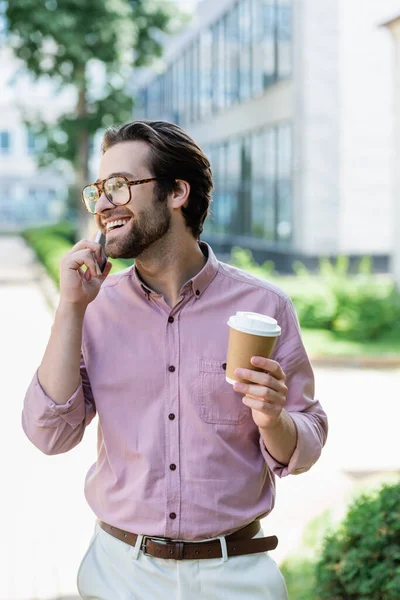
5, 0, 181, 235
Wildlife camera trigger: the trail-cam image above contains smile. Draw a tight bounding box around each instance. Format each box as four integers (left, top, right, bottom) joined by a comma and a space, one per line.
106, 218, 132, 233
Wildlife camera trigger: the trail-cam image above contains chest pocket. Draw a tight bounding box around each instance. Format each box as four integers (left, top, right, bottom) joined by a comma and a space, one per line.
197, 357, 249, 426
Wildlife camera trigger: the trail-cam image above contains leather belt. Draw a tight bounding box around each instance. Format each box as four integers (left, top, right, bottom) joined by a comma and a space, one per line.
98, 520, 278, 560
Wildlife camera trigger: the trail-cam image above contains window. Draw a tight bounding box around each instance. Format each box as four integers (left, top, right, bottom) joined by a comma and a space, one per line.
262, 1, 277, 88
177, 56, 186, 125
251, 132, 266, 238
264, 127, 277, 241
0, 131, 10, 154
172, 62, 180, 124
204, 123, 292, 243
165, 67, 173, 122
240, 136, 252, 234
276, 124, 292, 242
136, 0, 292, 122
199, 28, 213, 119
251, 0, 264, 96
226, 139, 241, 233
238, 0, 252, 102
184, 48, 192, 125
192, 41, 200, 123
225, 3, 240, 108
213, 18, 226, 112
277, 0, 292, 79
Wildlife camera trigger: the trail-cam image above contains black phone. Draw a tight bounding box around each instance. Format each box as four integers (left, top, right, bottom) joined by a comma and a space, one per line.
95, 230, 108, 273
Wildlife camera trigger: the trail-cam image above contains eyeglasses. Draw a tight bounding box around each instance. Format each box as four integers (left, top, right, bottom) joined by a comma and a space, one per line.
81, 176, 157, 214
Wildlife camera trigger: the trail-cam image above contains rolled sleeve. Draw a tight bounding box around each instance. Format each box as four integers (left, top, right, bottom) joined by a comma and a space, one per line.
260, 296, 328, 477
23, 370, 86, 427
22, 354, 96, 455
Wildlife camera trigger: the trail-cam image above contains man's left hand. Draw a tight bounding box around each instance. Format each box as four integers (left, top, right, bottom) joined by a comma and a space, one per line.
233, 357, 288, 430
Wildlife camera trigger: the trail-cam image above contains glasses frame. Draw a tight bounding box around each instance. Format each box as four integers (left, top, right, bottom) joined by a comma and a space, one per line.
81, 176, 157, 214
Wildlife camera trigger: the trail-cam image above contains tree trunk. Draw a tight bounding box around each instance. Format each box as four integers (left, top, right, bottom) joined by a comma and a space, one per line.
76, 71, 92, 241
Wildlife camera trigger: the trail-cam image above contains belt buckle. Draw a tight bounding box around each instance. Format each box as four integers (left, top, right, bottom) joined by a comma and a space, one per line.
142, 536, 185, 560
142, 535, 171, 557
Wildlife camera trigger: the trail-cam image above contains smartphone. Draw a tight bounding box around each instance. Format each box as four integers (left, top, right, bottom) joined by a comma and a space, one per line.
95, 230, 108, 273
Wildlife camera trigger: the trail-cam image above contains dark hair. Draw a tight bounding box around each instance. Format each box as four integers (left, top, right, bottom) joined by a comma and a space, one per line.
102, 120, 213, 239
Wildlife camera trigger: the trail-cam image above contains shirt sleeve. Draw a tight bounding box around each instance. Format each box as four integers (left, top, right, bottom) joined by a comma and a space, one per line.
21, 352, 96, 455
259, 296, 328, 477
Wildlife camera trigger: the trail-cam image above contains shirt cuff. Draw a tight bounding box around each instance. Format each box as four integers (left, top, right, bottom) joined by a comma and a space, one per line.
259, 412, 322, 478
25, 370, 86, 429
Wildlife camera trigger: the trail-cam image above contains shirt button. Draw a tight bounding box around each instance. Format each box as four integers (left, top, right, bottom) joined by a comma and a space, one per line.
169, 464, 177, 471
195, 289, 200, 296
168, 365, 176, 373
168, 316, 174, 324
168, 413, 175, 420
169, 512, 177, 520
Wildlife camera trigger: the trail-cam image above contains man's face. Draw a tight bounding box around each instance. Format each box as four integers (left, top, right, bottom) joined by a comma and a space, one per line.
94, 140, 171, 259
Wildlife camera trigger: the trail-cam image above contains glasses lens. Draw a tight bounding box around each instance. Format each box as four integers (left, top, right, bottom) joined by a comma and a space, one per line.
83, 185, 99, 214
104, 177, 130, 205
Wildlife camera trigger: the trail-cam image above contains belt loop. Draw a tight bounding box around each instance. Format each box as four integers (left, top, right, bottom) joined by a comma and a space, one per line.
218, 535, 228, 563
132, 534, 144, 561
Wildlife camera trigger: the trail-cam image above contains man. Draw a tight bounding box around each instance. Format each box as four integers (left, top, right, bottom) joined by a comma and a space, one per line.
22, 120, 328, 600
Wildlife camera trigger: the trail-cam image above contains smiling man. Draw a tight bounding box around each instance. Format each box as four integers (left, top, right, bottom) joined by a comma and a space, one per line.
22, 120, 328, 600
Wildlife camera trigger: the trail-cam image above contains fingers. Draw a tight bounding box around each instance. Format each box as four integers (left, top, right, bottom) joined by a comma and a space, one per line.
62, 248, 102, 280
70, 238, 105, 267
242, 396, 278, 413
250, 357, 286, 381
234, 368, 285, 392
233, 381, 284, 403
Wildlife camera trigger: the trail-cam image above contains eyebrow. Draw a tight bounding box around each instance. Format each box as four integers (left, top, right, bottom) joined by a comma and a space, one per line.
95, 172, 135, 183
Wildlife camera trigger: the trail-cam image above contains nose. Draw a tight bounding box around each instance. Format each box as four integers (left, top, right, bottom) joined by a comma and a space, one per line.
95, 190, 114, 215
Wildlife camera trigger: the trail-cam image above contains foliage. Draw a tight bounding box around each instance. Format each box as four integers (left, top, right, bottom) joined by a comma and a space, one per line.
22, 222, 133, 285
23, 226, 74, 286
230, 247, 276, 278
280, 510, 333, 600
281, 558, 316, 600
315, 481, 400, 599
5, 0, 182, 171
230, 248, 400, 341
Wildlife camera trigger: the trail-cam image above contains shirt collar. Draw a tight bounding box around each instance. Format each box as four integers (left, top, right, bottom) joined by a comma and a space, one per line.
190, 242, 219, 298
132, 241, 219, 299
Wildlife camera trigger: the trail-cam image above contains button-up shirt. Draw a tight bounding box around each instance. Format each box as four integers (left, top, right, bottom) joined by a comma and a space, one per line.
22, 243, 328, 541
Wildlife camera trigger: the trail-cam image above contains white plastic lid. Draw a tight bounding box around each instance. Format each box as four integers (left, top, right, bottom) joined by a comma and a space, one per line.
227, 311, 281, 337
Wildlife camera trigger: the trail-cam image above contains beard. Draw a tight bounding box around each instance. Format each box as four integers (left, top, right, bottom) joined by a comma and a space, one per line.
105, 189, 171, 260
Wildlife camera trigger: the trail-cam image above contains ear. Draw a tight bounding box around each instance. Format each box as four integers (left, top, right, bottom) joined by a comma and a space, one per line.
170, 179, 190, 210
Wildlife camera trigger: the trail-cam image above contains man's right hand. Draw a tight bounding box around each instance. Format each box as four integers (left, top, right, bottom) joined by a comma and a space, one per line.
59, 239, 113, 310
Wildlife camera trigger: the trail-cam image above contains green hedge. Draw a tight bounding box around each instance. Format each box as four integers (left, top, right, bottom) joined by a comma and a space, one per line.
231, 248, 400, 342
22, 222, 133, 285
315, 481, 400, 599
22, 229, 400, 343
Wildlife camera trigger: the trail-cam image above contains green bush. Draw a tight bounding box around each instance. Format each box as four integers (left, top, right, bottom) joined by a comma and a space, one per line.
22, 222, 133, 286
280, 558, 316, 600
24, 220, 77, 245
230, 248, 400, 341
315, 481, 400, 599
23, 228, 73, 286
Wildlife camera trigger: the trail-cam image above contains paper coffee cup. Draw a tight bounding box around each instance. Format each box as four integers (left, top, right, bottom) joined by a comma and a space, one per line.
225, 312, 281, 385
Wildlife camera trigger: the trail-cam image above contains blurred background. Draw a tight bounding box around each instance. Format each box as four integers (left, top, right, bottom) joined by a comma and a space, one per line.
1, 0, 399, 598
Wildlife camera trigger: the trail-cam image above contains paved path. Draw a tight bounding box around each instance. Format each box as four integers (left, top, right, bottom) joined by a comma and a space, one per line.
1, 236, 399, 599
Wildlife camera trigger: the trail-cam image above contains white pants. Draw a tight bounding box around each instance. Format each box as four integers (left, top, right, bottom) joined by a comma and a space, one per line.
77, 522, 288, 599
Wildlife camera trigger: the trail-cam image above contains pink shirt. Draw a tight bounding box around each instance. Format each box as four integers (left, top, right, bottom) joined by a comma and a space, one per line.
22, 243, 328, 541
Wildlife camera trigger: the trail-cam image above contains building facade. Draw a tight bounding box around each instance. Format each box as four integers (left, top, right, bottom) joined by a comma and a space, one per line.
134, 0, 398, 272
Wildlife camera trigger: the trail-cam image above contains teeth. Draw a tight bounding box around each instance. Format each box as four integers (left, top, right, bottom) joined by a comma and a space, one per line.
106, 219, 130, 232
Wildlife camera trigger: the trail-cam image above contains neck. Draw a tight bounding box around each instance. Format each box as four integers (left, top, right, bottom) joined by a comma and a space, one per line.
135, 233, 207, 308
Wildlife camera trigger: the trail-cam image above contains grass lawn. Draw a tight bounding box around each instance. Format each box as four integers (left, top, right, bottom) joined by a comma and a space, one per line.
302, 328, 400, 360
